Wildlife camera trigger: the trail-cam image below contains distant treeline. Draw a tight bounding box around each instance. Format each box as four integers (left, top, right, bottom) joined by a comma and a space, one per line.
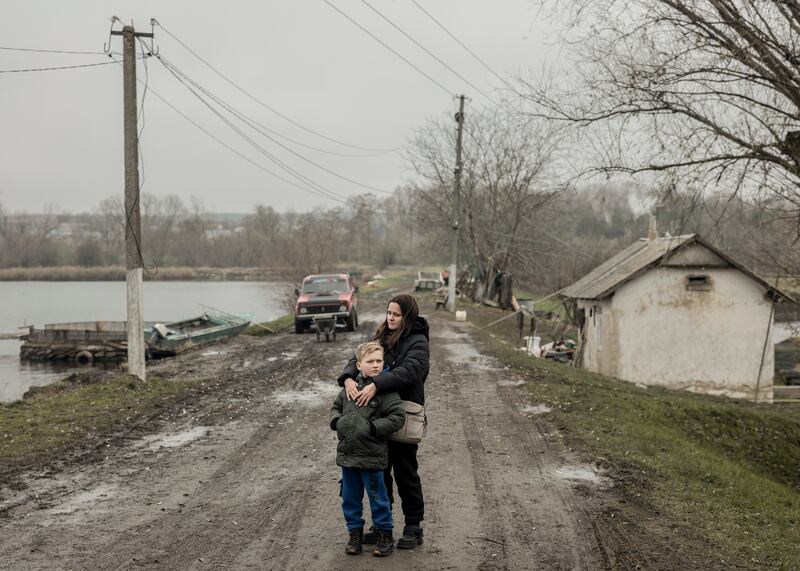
0, 184, 789, 292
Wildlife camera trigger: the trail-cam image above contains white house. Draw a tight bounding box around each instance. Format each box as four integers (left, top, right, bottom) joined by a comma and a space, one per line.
560, 234, 791, 402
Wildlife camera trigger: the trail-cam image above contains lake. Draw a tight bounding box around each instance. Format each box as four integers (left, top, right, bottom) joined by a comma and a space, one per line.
0, 281, 289, 402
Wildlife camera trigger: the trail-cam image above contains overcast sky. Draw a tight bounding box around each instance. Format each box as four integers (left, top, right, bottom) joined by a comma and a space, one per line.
1, 1, 556, 214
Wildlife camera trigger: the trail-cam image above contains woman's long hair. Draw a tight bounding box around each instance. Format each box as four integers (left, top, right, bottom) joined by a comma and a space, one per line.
375, 294, 419, 352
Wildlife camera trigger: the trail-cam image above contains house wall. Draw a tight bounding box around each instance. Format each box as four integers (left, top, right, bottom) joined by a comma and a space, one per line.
579, 266, 774, 402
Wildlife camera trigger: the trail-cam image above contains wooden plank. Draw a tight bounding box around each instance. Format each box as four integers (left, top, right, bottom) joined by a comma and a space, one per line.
773, 386, 800, 398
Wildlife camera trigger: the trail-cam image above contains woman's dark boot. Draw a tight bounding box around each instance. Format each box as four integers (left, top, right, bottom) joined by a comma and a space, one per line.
396, 524, 423, 549
345, 528, 363, 555
372, 530, 395, 557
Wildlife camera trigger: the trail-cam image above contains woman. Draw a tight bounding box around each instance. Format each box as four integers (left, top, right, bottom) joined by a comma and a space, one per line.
337, 294, 430, 549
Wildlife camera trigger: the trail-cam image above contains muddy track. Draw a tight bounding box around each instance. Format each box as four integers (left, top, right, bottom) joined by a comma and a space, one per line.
0, 296, 665, 570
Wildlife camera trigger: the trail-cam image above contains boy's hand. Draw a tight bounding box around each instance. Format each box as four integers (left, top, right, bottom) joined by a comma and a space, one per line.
354, 382, 377, 407
344, 378, 359, 401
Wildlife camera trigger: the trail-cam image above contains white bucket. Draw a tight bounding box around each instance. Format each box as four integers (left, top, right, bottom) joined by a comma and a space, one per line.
455, 310, 467, 322
524, 335, 542, 357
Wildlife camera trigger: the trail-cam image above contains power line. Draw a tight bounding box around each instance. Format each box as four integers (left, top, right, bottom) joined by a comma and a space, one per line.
152, 20, 401, 153
323, 0, 454, 97
0, 59, 119, 73
107, 55, 348, 204
359, 0, 498, 106
157, 58, 349, 203
410, 0, 514, 92
158, 55, 393, 195
0, 46, 106, 55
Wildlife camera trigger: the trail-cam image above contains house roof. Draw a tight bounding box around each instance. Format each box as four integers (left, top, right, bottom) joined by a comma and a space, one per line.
559, 234, 793, 302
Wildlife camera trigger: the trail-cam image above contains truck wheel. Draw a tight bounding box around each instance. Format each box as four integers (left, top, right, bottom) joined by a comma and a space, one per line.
295, 319, 306, 334
346, 309, 358, 332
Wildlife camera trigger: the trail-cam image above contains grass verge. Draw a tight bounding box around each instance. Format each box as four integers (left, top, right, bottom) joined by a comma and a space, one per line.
0, 374, 198, 469
243, 314, 294, 336
465, 302, 800, 569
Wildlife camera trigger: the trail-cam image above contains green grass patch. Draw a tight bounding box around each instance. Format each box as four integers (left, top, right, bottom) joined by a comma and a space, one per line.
0, 374, 196, 466
361, 268, 414, 293
244, 314, 294, 336
471, 308, 800, 568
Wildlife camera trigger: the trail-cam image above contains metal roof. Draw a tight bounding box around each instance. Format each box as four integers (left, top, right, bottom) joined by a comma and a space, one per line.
559, 234, 792, 302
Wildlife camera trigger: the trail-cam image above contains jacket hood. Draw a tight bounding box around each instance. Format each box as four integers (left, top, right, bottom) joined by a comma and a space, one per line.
407, 315, 429, 341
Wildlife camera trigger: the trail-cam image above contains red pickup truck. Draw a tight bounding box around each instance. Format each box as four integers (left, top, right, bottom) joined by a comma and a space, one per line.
294, 273, 359, 334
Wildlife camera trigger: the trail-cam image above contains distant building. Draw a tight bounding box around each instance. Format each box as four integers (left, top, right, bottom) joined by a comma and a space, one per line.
560, 234, 791, 402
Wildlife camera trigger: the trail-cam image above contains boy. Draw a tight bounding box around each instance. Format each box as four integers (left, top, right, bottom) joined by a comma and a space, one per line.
330, 341, 405, 557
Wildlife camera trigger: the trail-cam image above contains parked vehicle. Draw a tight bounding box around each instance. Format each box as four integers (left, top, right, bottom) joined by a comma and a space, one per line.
294, 273, 358, 334
414, 270, 444, 291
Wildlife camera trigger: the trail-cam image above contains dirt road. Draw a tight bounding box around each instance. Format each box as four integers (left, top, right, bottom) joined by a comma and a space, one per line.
0, 297, 617, 570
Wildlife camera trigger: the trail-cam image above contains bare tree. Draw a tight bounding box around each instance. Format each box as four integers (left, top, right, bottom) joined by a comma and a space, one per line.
407, 106, 561, 303
522, 0, 800, 215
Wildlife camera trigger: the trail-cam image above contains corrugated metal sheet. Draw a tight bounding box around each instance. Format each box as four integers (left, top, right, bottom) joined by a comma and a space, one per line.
560, 233, 793, 302
559, 235, 697, 300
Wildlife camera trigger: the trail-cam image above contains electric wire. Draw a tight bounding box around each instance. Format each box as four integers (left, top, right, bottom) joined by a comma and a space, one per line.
322, 0, 454, 97
359, 0, 498, 106
0, 46, 107, 55
153, 20, 401, 153
410, 0, 514, 92
0, 59, 119, 73
135, 38, 158, 275
157, 55, 393, 195
141, 32, 389, 159
156, 58, 349, 203
107, 54, 346, 204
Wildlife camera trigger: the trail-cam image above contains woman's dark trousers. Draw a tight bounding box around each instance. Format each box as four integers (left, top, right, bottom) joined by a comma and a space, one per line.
384, 440, 424, 525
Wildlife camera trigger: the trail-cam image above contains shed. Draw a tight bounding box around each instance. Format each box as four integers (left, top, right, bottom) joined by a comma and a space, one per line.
560, 234, 791, 402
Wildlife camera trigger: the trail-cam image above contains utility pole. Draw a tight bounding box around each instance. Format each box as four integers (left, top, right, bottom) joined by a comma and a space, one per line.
111, 24, 153, 380
447, 95, 465, 313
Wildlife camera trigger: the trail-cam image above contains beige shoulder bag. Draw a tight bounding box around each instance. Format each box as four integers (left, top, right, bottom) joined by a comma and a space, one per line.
388, 400, 427, 444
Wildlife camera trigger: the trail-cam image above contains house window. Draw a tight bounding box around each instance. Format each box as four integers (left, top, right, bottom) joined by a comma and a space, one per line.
686, 274, 711, 291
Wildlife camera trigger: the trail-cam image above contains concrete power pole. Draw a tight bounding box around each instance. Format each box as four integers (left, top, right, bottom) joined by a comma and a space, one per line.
112, 24, 152, 380
447, 95, 465, 313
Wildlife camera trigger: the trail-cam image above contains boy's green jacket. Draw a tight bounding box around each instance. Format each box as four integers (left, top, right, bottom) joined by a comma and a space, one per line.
330, 377, 405, 470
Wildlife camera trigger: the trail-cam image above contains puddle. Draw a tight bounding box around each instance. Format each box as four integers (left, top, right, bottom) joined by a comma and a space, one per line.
50, 483, 116, 514
521, 404, 551, 415
553, 466, 602, 484
443, 342, 495, 371
140, 426, 211, 450
437, 329, 470, 340
444, 342, 483, 360
281, 350, 300, 360
267, 356, 278, 362
201, 350, 225, 357
273, 381, 341, 405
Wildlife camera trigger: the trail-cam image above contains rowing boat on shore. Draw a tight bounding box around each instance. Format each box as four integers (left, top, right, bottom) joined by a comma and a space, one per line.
145, 312, 253, 358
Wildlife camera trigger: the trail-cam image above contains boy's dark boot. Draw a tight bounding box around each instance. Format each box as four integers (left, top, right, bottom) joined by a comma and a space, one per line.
361, 526, 378, 544
372, 530, 394, 557
345, 528, 363, 555
396, 524, 423, 549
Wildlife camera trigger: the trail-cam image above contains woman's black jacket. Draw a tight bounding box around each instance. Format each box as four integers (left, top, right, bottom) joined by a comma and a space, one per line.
337, 316, 430, 405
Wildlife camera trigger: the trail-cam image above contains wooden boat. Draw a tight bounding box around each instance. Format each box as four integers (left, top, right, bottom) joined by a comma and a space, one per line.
145, 312, 252, 358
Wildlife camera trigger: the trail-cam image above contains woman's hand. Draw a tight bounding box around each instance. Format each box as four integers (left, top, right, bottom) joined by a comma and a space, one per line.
344, 378, 359, 401
354, 382, 377, 407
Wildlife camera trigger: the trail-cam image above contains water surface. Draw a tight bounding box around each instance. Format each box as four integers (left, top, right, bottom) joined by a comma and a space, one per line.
0, 281, 288, 402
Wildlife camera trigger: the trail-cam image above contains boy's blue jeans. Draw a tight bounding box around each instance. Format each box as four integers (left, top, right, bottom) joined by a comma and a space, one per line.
341, 467, 393, 531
